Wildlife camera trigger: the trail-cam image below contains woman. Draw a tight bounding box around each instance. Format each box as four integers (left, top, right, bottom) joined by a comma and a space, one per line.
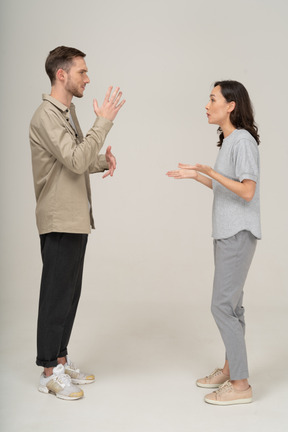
167, 80, 261, 405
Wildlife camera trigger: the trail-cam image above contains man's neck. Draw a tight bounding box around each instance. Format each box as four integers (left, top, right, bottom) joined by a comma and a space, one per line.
50, 86, 73, 108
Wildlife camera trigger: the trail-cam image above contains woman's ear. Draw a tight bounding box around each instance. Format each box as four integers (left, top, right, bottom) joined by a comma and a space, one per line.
228, 101, 236, 113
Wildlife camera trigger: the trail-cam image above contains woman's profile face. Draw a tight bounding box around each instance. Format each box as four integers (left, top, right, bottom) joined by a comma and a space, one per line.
205, 85, 232, 127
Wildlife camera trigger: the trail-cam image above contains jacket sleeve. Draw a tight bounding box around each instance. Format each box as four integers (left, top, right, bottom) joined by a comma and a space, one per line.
89, 154, 109, 173
30, 109, 113, 175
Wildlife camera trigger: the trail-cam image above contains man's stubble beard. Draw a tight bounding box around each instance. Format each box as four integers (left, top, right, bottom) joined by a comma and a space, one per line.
66, 76, 84, 99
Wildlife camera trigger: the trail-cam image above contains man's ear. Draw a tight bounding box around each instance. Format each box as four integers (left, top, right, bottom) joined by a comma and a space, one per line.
56, 68, 66, 82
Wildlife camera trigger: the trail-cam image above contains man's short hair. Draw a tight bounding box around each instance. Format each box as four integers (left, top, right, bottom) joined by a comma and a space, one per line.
45, 46, 86, 85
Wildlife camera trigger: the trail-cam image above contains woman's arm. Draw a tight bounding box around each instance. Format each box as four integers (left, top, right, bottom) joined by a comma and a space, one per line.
166, 163, 256, 200
166, 163, 212, 189
190, 163, 256, 202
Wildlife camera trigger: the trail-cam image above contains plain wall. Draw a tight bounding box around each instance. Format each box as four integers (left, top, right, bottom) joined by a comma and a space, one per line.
0, 0, 287, 371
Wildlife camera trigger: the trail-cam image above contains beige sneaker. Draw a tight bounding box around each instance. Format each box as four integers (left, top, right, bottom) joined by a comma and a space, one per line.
38, 364, 84, 400
204, 380, 253, 405
64, 357, 95, 385
196, 368, 230, 388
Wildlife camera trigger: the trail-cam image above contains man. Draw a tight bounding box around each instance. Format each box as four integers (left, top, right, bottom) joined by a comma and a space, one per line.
30, 46, 125, 400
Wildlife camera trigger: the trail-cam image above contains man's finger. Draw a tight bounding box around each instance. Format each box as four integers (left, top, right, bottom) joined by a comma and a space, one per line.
109, 159, 116, 169
113, 92, 122, 106
104, 86, 113, 103
102, 170, 111, 179
115, 99, 126, 110
111, 87, 120, 102
93, 98, 99, 112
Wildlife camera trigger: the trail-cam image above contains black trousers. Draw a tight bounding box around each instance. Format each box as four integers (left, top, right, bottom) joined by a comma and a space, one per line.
36, 232, 88, 368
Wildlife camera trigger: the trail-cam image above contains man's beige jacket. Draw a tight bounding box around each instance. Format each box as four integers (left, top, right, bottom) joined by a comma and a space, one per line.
30, 94, 113, 234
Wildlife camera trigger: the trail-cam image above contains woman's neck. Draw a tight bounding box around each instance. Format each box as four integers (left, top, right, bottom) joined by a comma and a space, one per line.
220, 121, 236, 138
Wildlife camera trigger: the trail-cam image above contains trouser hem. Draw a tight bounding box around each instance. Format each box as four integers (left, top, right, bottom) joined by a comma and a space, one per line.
36, 358, 58, 368
58, 348, 68, 359
230, 371, 249, 380
36, 348, 68, 368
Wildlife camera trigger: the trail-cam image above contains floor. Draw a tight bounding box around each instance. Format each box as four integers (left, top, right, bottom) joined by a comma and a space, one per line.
1, 301, 287, 432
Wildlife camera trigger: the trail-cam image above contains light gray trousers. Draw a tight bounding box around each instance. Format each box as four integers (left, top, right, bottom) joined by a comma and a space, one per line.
211, 230, 257, 380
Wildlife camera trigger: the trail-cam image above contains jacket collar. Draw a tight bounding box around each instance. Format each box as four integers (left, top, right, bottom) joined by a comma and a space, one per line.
42, 94, 75, 113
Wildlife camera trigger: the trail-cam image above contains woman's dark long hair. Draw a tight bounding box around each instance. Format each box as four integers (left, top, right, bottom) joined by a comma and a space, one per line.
214, 80, 260, 147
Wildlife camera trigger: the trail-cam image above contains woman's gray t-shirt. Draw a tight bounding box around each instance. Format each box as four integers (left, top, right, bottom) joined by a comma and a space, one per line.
212, 129, 261, 240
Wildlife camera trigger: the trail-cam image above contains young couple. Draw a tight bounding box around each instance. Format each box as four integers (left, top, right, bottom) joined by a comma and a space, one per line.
30, 46, 260, 405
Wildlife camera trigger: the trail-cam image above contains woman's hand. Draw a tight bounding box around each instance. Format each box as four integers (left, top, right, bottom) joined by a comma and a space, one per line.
166, 163, 199, 180
166, 163, 213, 189
179, 163, 213, 177
166, 169, 199, 180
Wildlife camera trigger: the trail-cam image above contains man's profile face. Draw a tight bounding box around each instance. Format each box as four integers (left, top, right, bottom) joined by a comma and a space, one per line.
64, 56, 90, 98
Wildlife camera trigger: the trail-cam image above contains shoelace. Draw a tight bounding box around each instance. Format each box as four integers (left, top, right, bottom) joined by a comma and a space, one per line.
207, 368, 222, 378
215, 380, 232, 394
55, 373, 72, 388
67, 359, 80, 373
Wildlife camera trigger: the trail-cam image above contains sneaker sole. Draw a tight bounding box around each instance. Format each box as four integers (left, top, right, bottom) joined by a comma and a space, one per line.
204, 396, 253, 406
56, 392, 83, 400
71, 378, 95, 385
38, 385, 83, 400
196, 382, 222, 388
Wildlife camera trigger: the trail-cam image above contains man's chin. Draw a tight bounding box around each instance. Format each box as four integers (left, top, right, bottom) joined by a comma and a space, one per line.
73, 91, 84, 99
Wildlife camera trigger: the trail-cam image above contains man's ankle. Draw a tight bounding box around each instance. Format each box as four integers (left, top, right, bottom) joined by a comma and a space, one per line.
44, 367, 53, 377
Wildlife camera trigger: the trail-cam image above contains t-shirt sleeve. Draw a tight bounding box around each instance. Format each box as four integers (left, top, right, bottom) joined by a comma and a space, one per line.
232, 138, 259, 183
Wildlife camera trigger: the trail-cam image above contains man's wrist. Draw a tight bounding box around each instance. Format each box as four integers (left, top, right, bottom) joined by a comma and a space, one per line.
94, 116, 113, 131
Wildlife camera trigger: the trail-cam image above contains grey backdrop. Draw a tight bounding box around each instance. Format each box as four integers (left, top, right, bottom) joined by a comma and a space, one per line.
0, 1, 287, 431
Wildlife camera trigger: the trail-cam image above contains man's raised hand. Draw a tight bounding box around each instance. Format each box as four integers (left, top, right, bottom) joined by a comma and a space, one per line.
93, 86, 126, 122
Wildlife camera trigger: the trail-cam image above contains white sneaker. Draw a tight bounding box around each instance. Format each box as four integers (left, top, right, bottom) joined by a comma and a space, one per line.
64, 356, 95, 385
38, 364, 84, 400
